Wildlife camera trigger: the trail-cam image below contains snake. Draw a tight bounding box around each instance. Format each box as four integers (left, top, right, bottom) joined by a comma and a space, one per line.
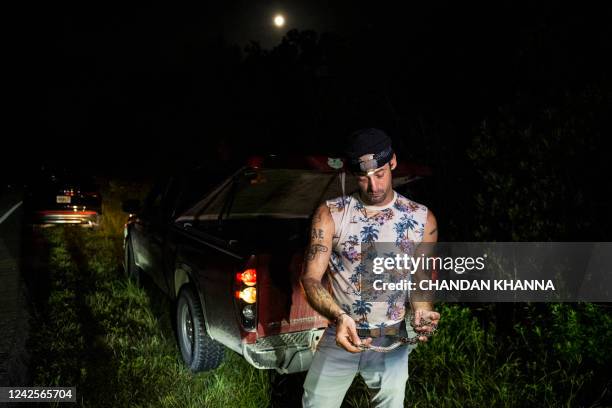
353, 314, 439, 353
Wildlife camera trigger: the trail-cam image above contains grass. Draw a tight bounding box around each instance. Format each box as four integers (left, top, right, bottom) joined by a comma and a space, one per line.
25, 179, 612, 407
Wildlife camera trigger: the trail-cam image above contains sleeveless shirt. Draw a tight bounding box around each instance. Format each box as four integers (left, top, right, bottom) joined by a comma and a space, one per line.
325, 190, 428, 329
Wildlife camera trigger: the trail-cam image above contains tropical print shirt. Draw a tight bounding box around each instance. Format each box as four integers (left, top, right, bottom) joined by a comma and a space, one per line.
325, 190, 428, 329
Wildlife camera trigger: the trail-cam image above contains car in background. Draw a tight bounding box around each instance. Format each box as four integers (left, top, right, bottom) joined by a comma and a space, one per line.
122, 155, 431, 374
24, 168, 102, 227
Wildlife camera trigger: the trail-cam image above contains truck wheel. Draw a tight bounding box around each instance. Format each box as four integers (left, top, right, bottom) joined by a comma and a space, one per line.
124, 239, 141, 286
176, 285, 224, 372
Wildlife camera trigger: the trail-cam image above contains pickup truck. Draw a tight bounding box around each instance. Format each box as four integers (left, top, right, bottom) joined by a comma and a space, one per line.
122, 156, 429, 374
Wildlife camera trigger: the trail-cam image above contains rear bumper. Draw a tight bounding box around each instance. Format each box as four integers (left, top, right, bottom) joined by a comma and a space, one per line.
33, 210, 100, 226
242, 328, 326, 374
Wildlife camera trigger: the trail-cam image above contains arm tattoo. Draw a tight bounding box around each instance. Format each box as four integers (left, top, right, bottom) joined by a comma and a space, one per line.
306, 244, 328, 261
301, 277, 341, 321
311, 228, 324, 240
429, 227, 437, 235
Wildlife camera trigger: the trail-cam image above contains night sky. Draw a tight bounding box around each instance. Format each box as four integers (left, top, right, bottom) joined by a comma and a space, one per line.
8, 1, 611, 181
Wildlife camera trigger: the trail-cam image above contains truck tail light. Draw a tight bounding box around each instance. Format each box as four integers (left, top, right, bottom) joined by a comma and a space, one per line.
236, 268, 256, 286
235, 287, 257, 304
235, 261, 257, 331
242, 304, 255, 319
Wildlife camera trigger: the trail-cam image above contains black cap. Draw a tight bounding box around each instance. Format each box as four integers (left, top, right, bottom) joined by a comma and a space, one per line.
344, 128, 394, 173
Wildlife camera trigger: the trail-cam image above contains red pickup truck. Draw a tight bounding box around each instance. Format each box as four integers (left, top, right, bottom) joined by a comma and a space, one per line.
122, 156, 429, 374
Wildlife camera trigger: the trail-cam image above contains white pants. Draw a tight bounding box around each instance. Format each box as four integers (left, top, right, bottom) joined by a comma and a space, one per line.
302, 325, 416, 408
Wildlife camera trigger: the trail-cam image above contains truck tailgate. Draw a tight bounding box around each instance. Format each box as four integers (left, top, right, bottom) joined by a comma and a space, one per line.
256, 251, 328, 337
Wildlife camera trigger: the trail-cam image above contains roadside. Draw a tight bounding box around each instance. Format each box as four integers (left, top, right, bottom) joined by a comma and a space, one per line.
0, 189, 30, 387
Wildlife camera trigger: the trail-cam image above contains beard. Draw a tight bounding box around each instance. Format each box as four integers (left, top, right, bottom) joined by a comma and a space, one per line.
362, 190, 389, 205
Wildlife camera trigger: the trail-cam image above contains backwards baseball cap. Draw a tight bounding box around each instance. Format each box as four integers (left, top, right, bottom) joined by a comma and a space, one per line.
344, 128, 394, 174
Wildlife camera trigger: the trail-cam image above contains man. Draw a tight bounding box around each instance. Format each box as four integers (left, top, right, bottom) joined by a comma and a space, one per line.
301, 128, 440, 408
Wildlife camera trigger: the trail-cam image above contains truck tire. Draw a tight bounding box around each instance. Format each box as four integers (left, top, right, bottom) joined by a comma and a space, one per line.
176, 285, 224, 372
124, 238, 141, 286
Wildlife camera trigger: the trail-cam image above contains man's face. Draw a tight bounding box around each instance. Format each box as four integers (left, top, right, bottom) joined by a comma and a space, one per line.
354, 154, 396, 206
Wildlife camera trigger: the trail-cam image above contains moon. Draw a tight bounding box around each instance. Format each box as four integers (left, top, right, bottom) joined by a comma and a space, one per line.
273, 14, 285, 28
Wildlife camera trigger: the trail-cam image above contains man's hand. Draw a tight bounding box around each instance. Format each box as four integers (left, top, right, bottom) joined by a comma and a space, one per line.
335, 314, 372, 353
413, 309, 441, 343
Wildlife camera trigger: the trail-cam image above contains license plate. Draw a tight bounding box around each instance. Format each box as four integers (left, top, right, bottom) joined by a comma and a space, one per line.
56, 195, 71, 204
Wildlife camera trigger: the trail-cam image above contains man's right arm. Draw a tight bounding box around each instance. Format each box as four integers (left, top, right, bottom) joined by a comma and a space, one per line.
300, 203, 343, 322
300, 203, 370, 353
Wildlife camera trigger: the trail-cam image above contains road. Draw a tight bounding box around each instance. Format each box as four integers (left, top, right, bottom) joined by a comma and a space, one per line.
0, 189, 28, 386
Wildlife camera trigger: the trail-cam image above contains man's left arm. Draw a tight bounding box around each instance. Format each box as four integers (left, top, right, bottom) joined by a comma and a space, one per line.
410, 209, 441, 342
